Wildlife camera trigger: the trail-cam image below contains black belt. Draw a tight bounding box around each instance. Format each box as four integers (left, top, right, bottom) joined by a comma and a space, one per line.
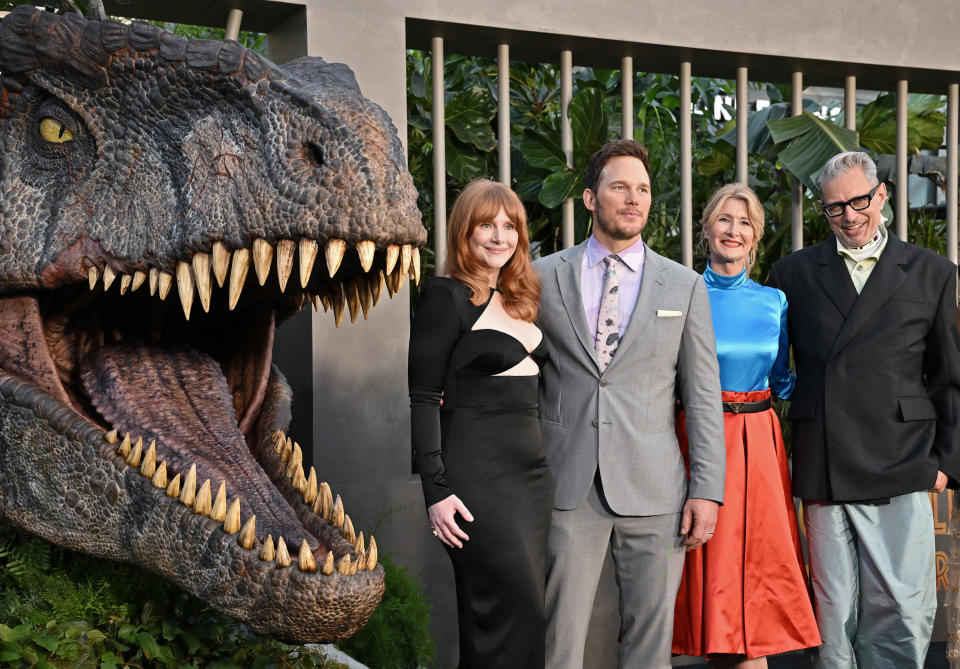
722, 398, 772, 414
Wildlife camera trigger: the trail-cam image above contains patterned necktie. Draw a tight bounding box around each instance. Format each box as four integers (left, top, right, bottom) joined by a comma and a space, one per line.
595, 254, 621, 370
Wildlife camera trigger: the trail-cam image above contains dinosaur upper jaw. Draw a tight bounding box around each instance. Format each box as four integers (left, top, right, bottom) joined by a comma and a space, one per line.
0, 234, 418, 641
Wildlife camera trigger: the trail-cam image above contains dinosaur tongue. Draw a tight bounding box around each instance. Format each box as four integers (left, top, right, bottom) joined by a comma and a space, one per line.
78, 337, 317, 550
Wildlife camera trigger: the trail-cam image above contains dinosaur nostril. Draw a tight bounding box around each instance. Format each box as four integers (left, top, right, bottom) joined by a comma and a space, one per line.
307, 143, 325, 168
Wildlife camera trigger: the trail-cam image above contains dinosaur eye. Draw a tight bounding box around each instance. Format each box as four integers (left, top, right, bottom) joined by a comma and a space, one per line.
39, 117, 74, 144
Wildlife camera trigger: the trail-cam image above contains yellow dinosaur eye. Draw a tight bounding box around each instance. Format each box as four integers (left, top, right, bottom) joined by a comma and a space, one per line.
39, 117, 74, 143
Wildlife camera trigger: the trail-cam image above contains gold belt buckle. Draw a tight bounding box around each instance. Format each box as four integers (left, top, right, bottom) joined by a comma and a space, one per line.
728, 402, 746, 414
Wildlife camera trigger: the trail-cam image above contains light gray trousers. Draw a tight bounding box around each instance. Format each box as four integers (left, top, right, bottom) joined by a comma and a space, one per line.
544, 480, 686, 669
802, 492, 936, 669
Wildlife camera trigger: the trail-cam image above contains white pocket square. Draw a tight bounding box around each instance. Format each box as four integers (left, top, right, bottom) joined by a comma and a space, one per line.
656, 310, 682, 317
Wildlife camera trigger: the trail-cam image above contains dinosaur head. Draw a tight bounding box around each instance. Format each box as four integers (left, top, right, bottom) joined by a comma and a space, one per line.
0, 6, 424, 642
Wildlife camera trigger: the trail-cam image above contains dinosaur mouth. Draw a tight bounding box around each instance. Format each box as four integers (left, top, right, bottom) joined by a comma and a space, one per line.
0, 235, 418, 578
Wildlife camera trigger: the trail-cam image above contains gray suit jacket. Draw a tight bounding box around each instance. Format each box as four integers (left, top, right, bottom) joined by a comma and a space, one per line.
535, 241, 725, 515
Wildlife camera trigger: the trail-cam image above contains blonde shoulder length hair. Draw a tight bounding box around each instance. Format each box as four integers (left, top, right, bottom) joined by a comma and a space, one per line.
700, 183, 765, 272
443, 180, 540, 322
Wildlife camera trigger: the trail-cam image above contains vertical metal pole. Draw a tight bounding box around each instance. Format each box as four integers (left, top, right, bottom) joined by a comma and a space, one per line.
791, 71, 804, 252
224, 9, 243, 41
948, 84, 958, 264
844, 75, 857, 131
680, 62, 693, 268
498, 44, 510, 186
561, 50, 574, 248
736, 66, 749, 185
432, 37, 447, 270
621, 56, 633, 140
896, 79, 908, 241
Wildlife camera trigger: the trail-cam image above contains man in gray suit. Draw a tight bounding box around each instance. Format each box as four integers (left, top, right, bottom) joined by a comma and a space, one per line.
535, 139, 725, 668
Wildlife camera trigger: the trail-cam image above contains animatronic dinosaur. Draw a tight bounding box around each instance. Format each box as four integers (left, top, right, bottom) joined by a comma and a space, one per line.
0, 5, 424, 642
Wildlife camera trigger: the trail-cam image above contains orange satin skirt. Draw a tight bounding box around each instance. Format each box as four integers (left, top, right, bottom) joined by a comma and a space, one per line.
672, 389, 821, 659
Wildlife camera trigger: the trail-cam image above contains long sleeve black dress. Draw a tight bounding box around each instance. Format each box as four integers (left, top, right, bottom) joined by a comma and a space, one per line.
409, 277, 553, 669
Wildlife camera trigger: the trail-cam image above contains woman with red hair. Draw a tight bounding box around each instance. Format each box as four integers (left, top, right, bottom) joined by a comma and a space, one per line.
409, 179, 551, 668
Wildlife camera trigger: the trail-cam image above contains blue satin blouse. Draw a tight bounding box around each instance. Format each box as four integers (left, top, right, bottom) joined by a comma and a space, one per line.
703, 264, 795, 399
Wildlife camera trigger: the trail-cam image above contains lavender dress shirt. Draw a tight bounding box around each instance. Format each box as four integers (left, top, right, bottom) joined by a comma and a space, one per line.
580, 235, 646, 344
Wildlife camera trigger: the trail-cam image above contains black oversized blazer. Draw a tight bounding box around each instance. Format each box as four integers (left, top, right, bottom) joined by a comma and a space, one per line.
769, 232, 960, 502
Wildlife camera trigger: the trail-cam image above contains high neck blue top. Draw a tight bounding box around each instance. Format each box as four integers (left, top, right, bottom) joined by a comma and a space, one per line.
703, 264, 795, 398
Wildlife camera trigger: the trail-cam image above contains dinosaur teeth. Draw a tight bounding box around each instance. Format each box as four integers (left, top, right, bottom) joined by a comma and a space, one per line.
319, 482, 333, 521
229, 248, 251, 310
332, 495, 345, 528
276, 239, 296, 292
347, 280, 361, 323
140, 440, 156, 478
276, 537, 291, 568
272, 431, 285, 453
176, 261, 195, 320
158, 271, 173, 301
332, 284, 346, 328
400, 244, 412, 278
125, 436, 143, 467
366, 537, 378, 570
342, 514, 356, 544
311, 294, 321, 312
304, 467, 318, 505
357, 277, 372, 319
180, 464, 197, 507
356, 240, 375, 273
253, 238, 274, 286
299, 540, 317, 573
194, 479, 212, 515
354, 532, 365, 555
152, 461, 168, 488
223, 499, 242, 534
337, 554, 352, 575
412, 247, 421, 285
211, 481, 227, 522
166, 473, 181, 498
238, 514, 256, 548
120, 273, 132, 295
299, 239, 318, 288
286, 442, 303, 478
371, 271, 384, 306
280, 438, 293, 463
321, 551, 335, 575
292, 464, 307, 493
148, 268, 159, 295
326, 238, 347, 277
132, 270, 147, 291
101, 266, 116, 291
117, 432, 131, 457
260, 534, 275, 561
88, 266, 99, 290
212, 241, 230, 287
192, 252, 212, 313
104, 429, 118, 445
385, 244, 399, 275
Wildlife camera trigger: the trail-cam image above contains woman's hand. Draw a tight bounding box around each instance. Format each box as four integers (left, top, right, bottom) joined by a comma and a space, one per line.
428, 495, 474, 548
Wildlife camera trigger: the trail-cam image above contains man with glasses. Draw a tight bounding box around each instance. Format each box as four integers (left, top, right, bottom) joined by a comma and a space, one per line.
769, 151, 960, 668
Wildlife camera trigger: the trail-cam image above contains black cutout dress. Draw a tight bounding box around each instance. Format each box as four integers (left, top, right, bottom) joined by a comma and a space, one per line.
409, 277, 553, 669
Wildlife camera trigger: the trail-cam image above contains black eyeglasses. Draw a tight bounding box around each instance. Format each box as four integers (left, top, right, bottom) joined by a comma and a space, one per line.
820, 184, 881, 218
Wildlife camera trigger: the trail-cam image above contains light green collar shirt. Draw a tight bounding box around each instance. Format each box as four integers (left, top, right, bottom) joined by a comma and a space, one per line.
837, 224, 889, 294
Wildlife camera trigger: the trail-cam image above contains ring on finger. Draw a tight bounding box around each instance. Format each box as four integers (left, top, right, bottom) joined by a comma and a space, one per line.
431, 527, 439, 537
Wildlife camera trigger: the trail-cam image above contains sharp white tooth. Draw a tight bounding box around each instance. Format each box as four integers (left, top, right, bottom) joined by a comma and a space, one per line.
357, 278, 372, 319
371, 271, 384, 306
299, 539, 317, 573
347, 281, 360, 323
176, 261, 194, 320
104, 429, 118, 444
311, 294, 320, 312
286, 442, 303, 478
252, 238, 274, 286
192, 252, 212, 313
125, 436, 143, 467
211, 481, 227, 522
356, 240, 375, 273
260, 534, 275, 561
238, 514, 256, 548
88, 266, 99, 290
166, 472, 181, 498
223, 499, 242, 534
299, 238, 318, 288
151, 461, 168, 488
119, 274, 132, 295
354, 531, 365, 555
320, 293, 331, 313
342, 514, 356, 544
304, 467, 318, 505
158, 271, 173, 300
332, 284, 346, 327
212, 241, 230, 288
385, 244, 399, 275
117, 432, 131, 457
229, 248, 250, 310
194, 479, 212, 515
102, 265, 117, 290
400, 244, 412, 278
337, 554, 352, 575
321, 551, 335, 575
276, 239, 295, 292
149, 267, 159, 296
180, 463, 197, 507
325, 238, 347, 277
131, 270, 147, 291
365, 536, 378, 570
140, 440, 156, 477
276, 537, 291, 568
412, 247, 421, 284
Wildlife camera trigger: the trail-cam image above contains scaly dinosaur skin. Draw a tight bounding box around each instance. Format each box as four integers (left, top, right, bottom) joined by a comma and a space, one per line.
0, 6, 424, 642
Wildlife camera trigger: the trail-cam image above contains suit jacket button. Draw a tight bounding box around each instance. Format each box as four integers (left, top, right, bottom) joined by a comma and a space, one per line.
592, 419, 599, 427
599, 380, 608, 387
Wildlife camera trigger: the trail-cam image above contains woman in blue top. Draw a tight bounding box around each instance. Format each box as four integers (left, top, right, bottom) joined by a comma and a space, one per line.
672, 184, 820, 667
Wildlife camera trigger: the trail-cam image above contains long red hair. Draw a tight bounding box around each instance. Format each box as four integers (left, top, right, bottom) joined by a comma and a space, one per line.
444, 180, 540, 322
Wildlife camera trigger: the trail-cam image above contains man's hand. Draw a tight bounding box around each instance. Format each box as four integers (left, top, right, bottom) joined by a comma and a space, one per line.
931, 470, 949, 493
427, 495, 474, 549
680, 498, 719, 551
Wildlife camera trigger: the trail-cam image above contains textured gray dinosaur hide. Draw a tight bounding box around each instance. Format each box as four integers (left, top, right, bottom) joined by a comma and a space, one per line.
0, 5, 424, 642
